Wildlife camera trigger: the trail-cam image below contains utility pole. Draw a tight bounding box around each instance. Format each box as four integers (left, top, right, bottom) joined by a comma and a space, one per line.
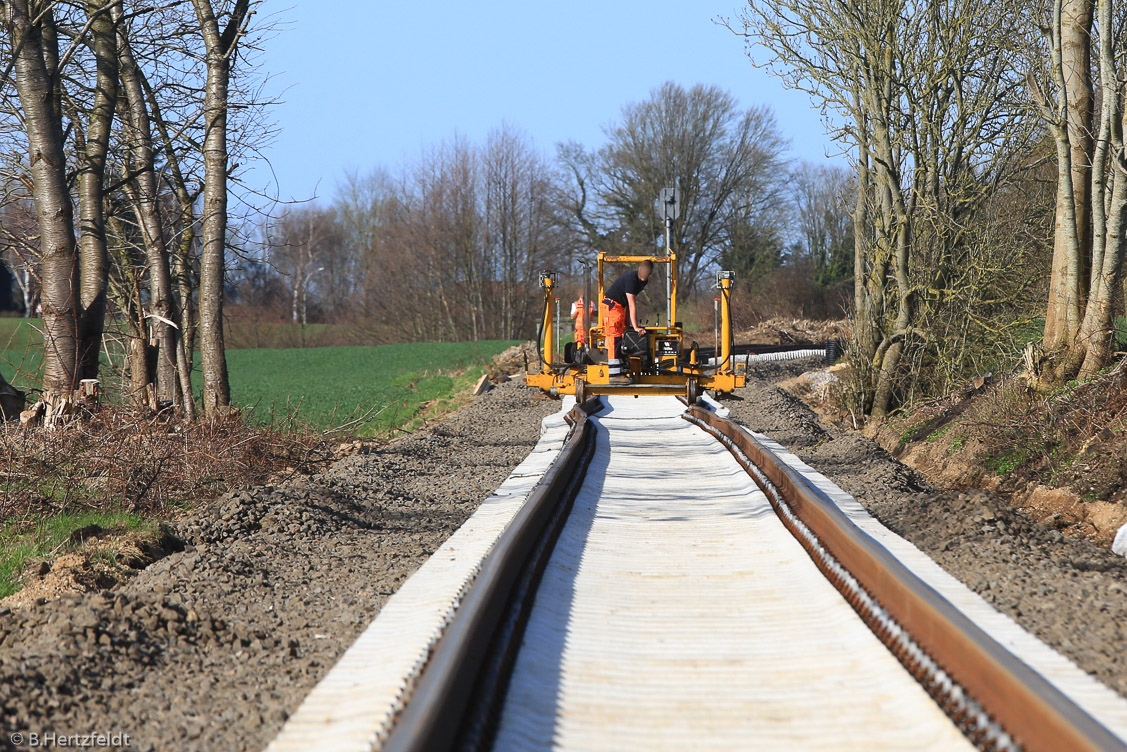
660, 186, 679, 328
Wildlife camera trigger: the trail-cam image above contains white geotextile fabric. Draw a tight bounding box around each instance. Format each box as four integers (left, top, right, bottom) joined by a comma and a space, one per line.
1112, 523, 1127, 557
493, 396, 972, 751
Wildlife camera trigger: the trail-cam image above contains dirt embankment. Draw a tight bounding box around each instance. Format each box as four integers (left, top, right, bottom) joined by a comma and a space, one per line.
729, 359, 1127, 700
859, 364, 1127, 547
734, 317, 849, 346
0, 381, 557, 752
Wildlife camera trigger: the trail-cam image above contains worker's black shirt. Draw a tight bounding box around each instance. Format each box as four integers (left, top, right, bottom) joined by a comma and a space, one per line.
605, 270, 648, 308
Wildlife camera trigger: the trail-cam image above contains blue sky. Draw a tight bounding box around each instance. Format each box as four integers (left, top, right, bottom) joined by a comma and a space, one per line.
244, 1, 844, 204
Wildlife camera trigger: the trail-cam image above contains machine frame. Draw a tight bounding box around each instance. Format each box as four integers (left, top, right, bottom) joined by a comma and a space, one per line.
525, 251, 745, 402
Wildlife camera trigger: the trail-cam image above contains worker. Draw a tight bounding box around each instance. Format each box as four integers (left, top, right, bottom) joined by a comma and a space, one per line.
570, 293, 595, 346
601, 260, 653, 385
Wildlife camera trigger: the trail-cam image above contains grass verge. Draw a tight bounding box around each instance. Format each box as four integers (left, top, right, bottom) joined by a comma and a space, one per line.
0, 510, 159, 599
0, 338, 520, 599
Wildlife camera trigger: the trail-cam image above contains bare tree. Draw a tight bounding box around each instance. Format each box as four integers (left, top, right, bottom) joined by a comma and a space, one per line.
1029, 0, 1127, 380
74, 0, 119, 382
791, 162, 853, 287
1038, 0, 1095, 349
267, 207, 340, 327
191, 0, 253, 416
0, 0, 272, 424
335, 167, 403, 333
560, 82, 788, 292
734, 0, 1035, 416
481, 124, 563, 338
300, 128, 568, 343
115, 4, 193, 414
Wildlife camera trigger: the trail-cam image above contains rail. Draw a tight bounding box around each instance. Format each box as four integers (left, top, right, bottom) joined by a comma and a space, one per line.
381, 398, 602, 752
683, 405, 1122, 752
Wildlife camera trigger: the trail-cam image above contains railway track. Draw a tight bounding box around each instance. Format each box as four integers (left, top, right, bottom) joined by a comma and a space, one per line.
268, 395, 1127, 752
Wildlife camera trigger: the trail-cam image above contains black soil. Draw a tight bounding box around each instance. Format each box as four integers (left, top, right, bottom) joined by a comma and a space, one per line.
726, 360, 1127, 699
0, 381, 557, 752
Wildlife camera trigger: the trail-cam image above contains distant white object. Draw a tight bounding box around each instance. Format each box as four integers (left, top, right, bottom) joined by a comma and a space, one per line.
1112, 523, 1127, 557
705, 348, 825, 367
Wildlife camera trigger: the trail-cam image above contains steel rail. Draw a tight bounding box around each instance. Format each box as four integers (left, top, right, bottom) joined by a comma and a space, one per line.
684, 405, 1123, 752
381, 397, 602, 752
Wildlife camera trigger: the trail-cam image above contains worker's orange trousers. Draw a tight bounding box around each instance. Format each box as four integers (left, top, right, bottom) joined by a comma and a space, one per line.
600, 299, 626, 367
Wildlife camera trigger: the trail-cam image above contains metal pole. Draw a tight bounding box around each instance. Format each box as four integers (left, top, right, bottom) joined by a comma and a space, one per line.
555, 299, 561, 355
719, 280, 732, 369
584, 261, 591, 350
665, 216, 673, 328
714, 297, 720, 361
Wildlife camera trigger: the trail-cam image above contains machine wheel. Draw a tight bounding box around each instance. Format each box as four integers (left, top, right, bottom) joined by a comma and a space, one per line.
575, 379, 587, 405
686, 378, 701, 406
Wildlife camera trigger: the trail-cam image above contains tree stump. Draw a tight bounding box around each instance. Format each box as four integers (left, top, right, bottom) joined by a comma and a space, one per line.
42, 390, 77, 429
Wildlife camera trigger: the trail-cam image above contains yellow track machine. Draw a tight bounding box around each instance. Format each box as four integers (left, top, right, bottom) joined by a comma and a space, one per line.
525, 250, 745, 403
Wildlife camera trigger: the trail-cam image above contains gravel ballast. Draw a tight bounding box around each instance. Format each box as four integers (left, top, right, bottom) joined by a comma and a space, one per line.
725, 360, 1127, 700
0, 380, 557, 752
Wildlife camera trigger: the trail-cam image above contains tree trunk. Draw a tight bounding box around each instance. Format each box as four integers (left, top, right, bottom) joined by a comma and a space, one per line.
138, 67, 200, 416
1077, 170, 1127, 377
1043, 0, 1094, 351
6, 1, 80, 401
851, 89, 878, 370
1074, 0, 1127, 378
1062, 0, 1094, 287
191, 0, 249, 416
871, 218, 912, 419
117, 11, 182, 406
76, 0, 119, 382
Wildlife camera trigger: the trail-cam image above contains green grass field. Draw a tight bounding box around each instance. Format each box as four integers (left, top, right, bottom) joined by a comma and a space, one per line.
0, 318, 518, 435
0, 337, 518, 596
0, 319, 43, 399
0, 316, 41, 352
223, 340, 518, 434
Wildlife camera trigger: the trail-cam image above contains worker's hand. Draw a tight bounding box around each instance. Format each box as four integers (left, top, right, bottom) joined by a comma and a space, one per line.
633, 326, 645, 336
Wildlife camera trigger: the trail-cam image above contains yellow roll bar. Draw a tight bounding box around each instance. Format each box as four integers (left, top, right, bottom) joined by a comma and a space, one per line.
596, 253, 678, 329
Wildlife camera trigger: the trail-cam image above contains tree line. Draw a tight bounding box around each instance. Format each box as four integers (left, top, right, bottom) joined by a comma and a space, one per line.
0, 0, 264, 423
0, 5, 878, 423
233, 83, 854, 345
7, 0, 1104, 426
734, 0, 1127, 417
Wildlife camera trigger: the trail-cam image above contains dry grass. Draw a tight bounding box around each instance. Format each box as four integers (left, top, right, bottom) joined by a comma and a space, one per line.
0, 406, 336, 525
879, 359, 1127, 506
961, 364, 1126, 476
